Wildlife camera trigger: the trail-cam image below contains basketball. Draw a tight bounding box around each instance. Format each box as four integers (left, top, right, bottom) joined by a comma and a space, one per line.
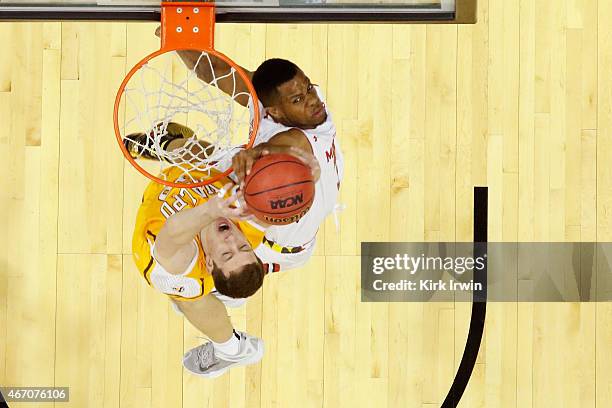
243, 153, 315, 225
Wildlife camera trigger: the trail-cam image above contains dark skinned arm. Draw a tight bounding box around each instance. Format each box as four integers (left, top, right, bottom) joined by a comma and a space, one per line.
231, 129, 320, 190
155, 26, 253, 107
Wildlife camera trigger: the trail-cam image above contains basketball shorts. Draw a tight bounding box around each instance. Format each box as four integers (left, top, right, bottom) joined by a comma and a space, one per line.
254, 238, 316, 273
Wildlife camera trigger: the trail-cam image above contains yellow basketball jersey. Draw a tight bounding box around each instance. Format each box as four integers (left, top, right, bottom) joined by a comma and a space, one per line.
132, 167, 264, 301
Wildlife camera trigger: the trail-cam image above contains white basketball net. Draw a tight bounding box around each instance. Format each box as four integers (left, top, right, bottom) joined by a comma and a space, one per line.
118, 50, 254, 185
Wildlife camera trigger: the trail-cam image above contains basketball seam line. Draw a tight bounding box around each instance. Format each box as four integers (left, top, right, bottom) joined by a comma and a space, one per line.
245, 179, 314, 197
246, 158, 306, 182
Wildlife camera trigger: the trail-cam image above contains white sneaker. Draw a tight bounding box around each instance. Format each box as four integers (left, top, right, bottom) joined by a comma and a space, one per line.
182, 331, 264, 378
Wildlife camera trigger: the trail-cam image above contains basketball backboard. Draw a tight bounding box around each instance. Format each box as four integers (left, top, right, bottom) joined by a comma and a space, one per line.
0, 0, 476, 23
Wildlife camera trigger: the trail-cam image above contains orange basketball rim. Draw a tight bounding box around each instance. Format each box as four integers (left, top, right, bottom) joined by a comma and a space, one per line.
113, 1, 260, 188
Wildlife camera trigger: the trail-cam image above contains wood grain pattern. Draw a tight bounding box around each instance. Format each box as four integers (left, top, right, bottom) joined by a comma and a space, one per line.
1, 0, 611, 406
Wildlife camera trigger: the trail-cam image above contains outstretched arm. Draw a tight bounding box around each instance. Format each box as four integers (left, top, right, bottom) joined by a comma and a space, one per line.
232, 129, 320, 189
178, 50, 253, 106
155, 26, 253, 107
154, 187, 242, 275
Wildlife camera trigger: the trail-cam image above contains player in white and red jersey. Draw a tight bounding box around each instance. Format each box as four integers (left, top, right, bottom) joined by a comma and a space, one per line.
233, 59, 345, 272
130, 56, 345, 273
124, 51, 344, 379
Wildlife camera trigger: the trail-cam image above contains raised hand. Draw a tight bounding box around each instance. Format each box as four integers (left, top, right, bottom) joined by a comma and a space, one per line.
231, 146, 265, 189
283, 146, 321, 183
231, 145, 321, 190
203, 183, 243, 220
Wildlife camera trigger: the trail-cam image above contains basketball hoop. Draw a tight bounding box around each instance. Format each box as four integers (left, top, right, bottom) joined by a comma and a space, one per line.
113, 1, 260, 188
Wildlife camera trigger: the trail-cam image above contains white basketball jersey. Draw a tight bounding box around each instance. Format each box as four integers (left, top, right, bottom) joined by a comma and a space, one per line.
248, 87, 344, 249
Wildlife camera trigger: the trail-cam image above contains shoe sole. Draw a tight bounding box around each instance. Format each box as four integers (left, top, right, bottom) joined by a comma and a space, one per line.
191, 339, 265, 379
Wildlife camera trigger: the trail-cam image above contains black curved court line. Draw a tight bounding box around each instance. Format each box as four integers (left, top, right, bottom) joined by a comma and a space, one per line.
441, 186, 488, 408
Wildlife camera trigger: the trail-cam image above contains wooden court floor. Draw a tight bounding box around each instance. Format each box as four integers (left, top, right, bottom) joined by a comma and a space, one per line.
2, 0, 612, 407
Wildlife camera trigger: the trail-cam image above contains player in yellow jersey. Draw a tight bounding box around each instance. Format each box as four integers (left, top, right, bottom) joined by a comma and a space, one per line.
126, 28, 331, 379
132, 157, 269, 378
127, 116, 322, 378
